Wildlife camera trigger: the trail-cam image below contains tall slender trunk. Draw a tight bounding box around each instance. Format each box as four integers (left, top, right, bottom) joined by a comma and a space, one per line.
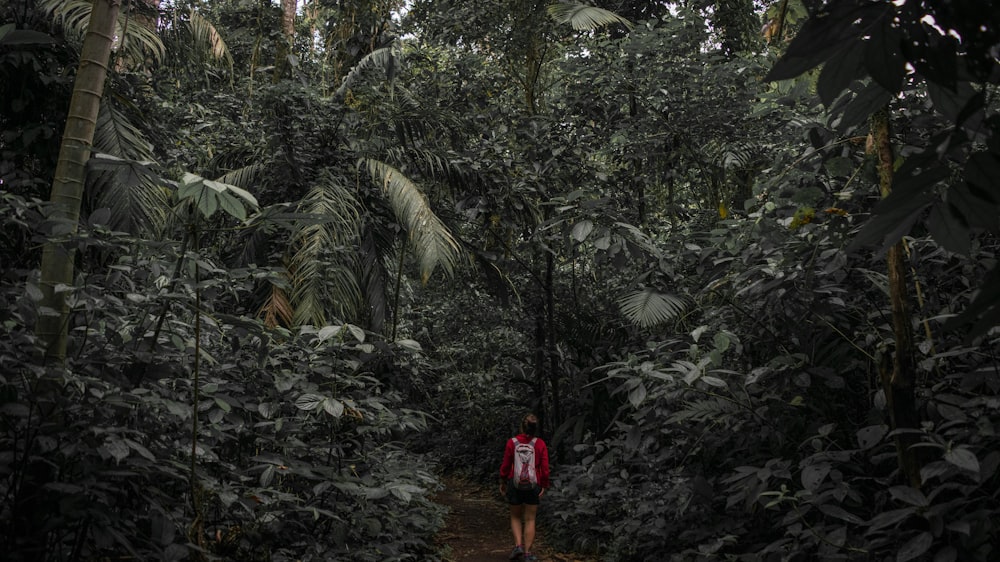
274, 0, 297, 81
871, 107, 922, 488
36, 0, 122, 362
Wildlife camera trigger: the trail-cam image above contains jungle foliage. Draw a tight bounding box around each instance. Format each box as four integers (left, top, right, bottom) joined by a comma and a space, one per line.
1, 0, 999, 560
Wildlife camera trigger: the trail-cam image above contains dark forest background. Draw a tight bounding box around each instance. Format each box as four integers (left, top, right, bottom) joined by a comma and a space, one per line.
2, 0, 999, 560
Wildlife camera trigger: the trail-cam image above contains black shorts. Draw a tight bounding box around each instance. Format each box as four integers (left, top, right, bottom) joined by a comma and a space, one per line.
507, 484, 540, 505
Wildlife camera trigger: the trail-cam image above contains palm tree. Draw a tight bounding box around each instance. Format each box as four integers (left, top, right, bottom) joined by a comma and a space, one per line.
36, 0, 121, 361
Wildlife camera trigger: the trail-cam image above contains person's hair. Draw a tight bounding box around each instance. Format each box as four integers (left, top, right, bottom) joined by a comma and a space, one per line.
520, 413, 539, 436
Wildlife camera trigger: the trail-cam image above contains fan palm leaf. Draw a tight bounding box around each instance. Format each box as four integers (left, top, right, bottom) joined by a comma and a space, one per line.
364, 159, 460, 284
618, 288, 687, 328
288, 173, 363, 326
547, 2, 633, 31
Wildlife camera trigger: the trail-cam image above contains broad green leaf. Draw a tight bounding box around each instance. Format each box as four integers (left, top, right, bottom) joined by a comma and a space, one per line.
897, 532, 932, 562
260, 465, 275, 487
396, 339, 422, 352
889, 485, 929, 507
101, 436, 130, 462
346, 323, 365, 342
123, 438, 156, 461
817, 42, 863, 107
317, 325, 343, 343
944, 446, 980, 474
215, 190, 247, 221
834, 81, 894, 131
927, 81, 980, 124
571, 220, 594, 242
927, 203, 971, 255
856, 424, 888, 449
700, 376, 727, 388
818, 504, 865, 525
196, 190, 218, 218
222, 183, 259, 208
214, 396, 232, 413
765, 3, 886, 81
801, 463, 831, 491
258, 402, 278, 419
322, 398, 345, 418
866, 507, 915, 533
294, 393, 324, 411
177, 173, 203, 201
627, 382, 646, 408
202, 178, 227, 193
864, 18, 906, 93
949, 180, 999, 232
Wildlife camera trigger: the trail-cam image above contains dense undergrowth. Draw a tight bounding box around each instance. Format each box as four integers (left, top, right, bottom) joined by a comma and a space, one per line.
538, 210, 1000, 560
0, 194, 445, 561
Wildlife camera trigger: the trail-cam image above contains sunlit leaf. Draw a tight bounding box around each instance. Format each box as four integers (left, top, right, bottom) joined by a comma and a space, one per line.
547, 2, 633, 31
617, 288, 687, 328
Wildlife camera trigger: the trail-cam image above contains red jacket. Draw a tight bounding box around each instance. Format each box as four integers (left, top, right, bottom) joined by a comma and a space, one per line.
500, 434, 550, 488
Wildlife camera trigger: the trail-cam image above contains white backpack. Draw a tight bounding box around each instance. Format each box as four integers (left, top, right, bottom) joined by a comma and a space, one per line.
511, 437, 538, 490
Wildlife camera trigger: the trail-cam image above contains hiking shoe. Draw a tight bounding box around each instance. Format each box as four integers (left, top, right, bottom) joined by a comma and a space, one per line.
524, 553, 538, 561
509, 544, 524, 559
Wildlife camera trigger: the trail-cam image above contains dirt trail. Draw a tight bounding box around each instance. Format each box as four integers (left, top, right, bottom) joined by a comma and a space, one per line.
433, 476, 592, 562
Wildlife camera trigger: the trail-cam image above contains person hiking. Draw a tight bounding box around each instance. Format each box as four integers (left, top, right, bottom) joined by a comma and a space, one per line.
499, 413, 550, 561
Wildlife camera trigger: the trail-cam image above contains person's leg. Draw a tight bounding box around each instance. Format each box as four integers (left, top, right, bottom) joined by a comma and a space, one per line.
510, 503, 525, 547
522, 504, 538, 554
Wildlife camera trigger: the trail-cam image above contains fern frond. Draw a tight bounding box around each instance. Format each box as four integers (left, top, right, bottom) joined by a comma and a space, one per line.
618, 288, 687, 328
547, 2, 633, 31
364, 159, 460, 284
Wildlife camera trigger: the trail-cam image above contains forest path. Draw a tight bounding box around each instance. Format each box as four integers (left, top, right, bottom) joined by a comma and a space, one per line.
433, 475, 593, 562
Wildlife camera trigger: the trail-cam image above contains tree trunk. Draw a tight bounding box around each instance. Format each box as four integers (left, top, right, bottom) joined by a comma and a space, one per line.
36, 0, 122, 362
871, 107, 922, 488
274, 0, 297, 81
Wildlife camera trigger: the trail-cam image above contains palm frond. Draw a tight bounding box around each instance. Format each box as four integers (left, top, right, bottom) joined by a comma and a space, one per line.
364, 159, 460, 284
547, 2, 634, 31
187, 8, 233, 69
334, 40, 402, 99
41, 0, 166, 67
94, 98, 155, 161
214, 163, 266, 189
259, 281, 294, 329
288, 173, 363, 326
618, 288, 688, 328
88, 154, 169, 237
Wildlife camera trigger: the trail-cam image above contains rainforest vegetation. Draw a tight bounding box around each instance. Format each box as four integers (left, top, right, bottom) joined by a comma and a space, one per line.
2, 0, 999, 560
